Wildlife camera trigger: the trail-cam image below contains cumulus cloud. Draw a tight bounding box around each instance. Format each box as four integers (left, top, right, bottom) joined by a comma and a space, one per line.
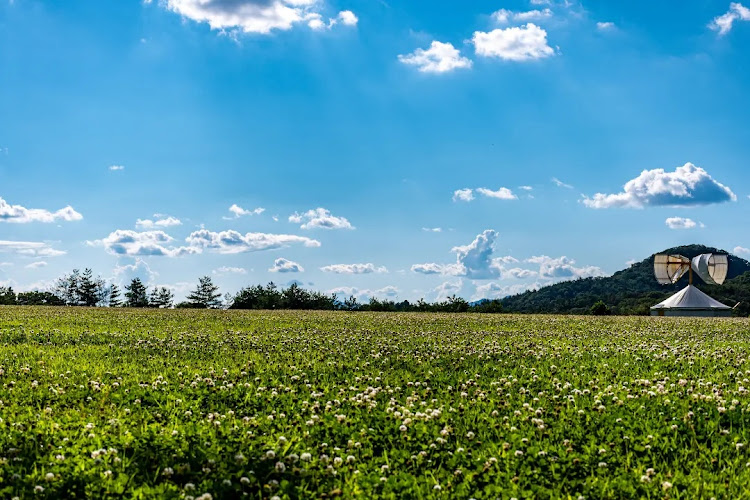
225, 204, 265, 219
432, 279, 464, 301
159, 0, 355, 35
328, 285, 399, 301
422, 227, 442, 232
92, 230, 198, 258
453, 189, 474, 202
710, 3, 750, 35
337, 10, 357, 25
109, 165, 125, 171
492, 8, 552, 24
269, 258, 304, 273
136, 216, 182, 229
582, 163, 736, 209
320, 263, 387, 274
472, 24, 555, 61
289, 208, 353, 230
526, 255, 606, 280
213, 266, 247, 275
0, 197, 83, 224
0, 240, 65, 257
186, 229, 320, 254
665, 217, 699, 230
475, 187, 518, 200
596, 21, 615, 30
113, 258, 157, 285
412, 229, 505, 279
472, 281, 541, 301
734, 246, 749, 256
25, 261, 48, 269
398, 41, 473, 73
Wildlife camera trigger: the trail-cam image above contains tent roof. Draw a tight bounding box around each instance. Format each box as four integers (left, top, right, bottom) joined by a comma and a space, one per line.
651, 284, 731, 310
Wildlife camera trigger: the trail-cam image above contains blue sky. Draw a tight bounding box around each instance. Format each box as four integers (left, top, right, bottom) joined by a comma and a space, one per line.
1, 0, 749, 302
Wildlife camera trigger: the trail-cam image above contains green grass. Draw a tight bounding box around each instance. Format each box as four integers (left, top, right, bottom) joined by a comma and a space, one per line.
1, 307, 750, 499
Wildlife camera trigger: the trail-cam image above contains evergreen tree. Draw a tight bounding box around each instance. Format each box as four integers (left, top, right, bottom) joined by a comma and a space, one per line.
125, 278, 149, 308
186, 276, 222, 309
54, 269, 81, 306
149, 287, 174, 308
78, 268, 100, 307
109, 284, 122, 307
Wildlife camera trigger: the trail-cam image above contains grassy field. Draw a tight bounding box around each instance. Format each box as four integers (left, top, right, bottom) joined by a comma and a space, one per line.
1, 307, 750, 499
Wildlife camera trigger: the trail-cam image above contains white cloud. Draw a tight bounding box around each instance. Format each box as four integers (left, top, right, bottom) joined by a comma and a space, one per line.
526, 255, 606, 280
665, 217, 699, 230
412, 229, 505, 279
225, 204, 265, 219
328, 285, 400, 301
519, 185, 533, 191
552, 177, 573, 189
453, 188, 474, 202
0, 240, 65, 257
422, 227, 442, 232
472, 24, 555, 61
710, 3, 750, 35
213, 266, 247, 275
320, 263, 387, 274
186, 229, 320, 254
337, 10, 357, 26
25, 261, 48, 269
582, 163, 736, 209
269, 258, 304, 273
0, 197, 83, 224
398, 41, 473, 74
476, 187, 518, 200
92, 230, 198, 258
492, 8, 552, 24
109, 165, 125, 171
136, 216, 182, 229
502, 267, 538, 279
734, 246, 749, 256
161, 0, 334, 35
596, 21, 615, 31
432, 279, 464, 301
472, 281, 541, 301
289, 208, 354, 230
113, 258, 158, 285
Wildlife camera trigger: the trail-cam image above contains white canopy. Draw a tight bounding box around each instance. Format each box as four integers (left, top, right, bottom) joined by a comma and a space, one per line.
651, 285, 731, 311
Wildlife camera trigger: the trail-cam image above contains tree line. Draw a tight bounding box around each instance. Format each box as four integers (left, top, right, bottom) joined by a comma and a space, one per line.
0, 268, 504, 313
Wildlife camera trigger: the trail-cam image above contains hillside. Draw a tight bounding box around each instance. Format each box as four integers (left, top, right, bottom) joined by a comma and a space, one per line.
501, 244, 750, 316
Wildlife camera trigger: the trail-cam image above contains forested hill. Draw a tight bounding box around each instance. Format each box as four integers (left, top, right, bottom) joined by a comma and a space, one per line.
500, 245, 750, 316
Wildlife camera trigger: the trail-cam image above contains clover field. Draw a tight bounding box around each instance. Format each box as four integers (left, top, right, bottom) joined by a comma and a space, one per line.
1, 307, 750, 499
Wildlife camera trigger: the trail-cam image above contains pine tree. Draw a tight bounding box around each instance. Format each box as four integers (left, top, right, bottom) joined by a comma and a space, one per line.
125, 278, 149, 308
78, 268, 100, 307
149, 287, 174, 309
186, 276, 222, 309
109, 284, 122, 307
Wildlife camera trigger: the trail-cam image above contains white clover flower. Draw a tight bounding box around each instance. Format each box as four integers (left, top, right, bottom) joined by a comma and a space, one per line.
275, 461, 286, 473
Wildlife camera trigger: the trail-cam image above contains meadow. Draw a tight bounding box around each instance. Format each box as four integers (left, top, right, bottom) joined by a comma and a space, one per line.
1, 307, 749, 499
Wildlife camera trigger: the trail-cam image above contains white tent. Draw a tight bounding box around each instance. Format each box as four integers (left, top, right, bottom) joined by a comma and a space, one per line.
650, 285, 732, 317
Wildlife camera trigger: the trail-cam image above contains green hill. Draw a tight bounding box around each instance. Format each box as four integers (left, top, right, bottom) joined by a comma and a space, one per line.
501, 244, 750, 316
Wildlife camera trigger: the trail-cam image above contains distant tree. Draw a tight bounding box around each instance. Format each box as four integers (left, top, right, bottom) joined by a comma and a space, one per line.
0, 286, 16, 305
342, 295, 360, 311
149, 287, 174, 309
471, 299, 504, 314
16, 291, 65, 306
186, 276, 222, 309
125, 278, 149, 308
109, 284, 122, 307
54, 269, 81, 306
590, 300, 611, 316
78, 268, 102, 307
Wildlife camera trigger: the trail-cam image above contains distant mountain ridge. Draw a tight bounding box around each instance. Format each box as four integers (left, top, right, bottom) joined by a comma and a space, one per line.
500, 244, 750, 316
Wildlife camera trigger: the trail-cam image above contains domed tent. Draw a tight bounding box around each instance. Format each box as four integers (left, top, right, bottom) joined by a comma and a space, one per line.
650, 284, 732, 317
